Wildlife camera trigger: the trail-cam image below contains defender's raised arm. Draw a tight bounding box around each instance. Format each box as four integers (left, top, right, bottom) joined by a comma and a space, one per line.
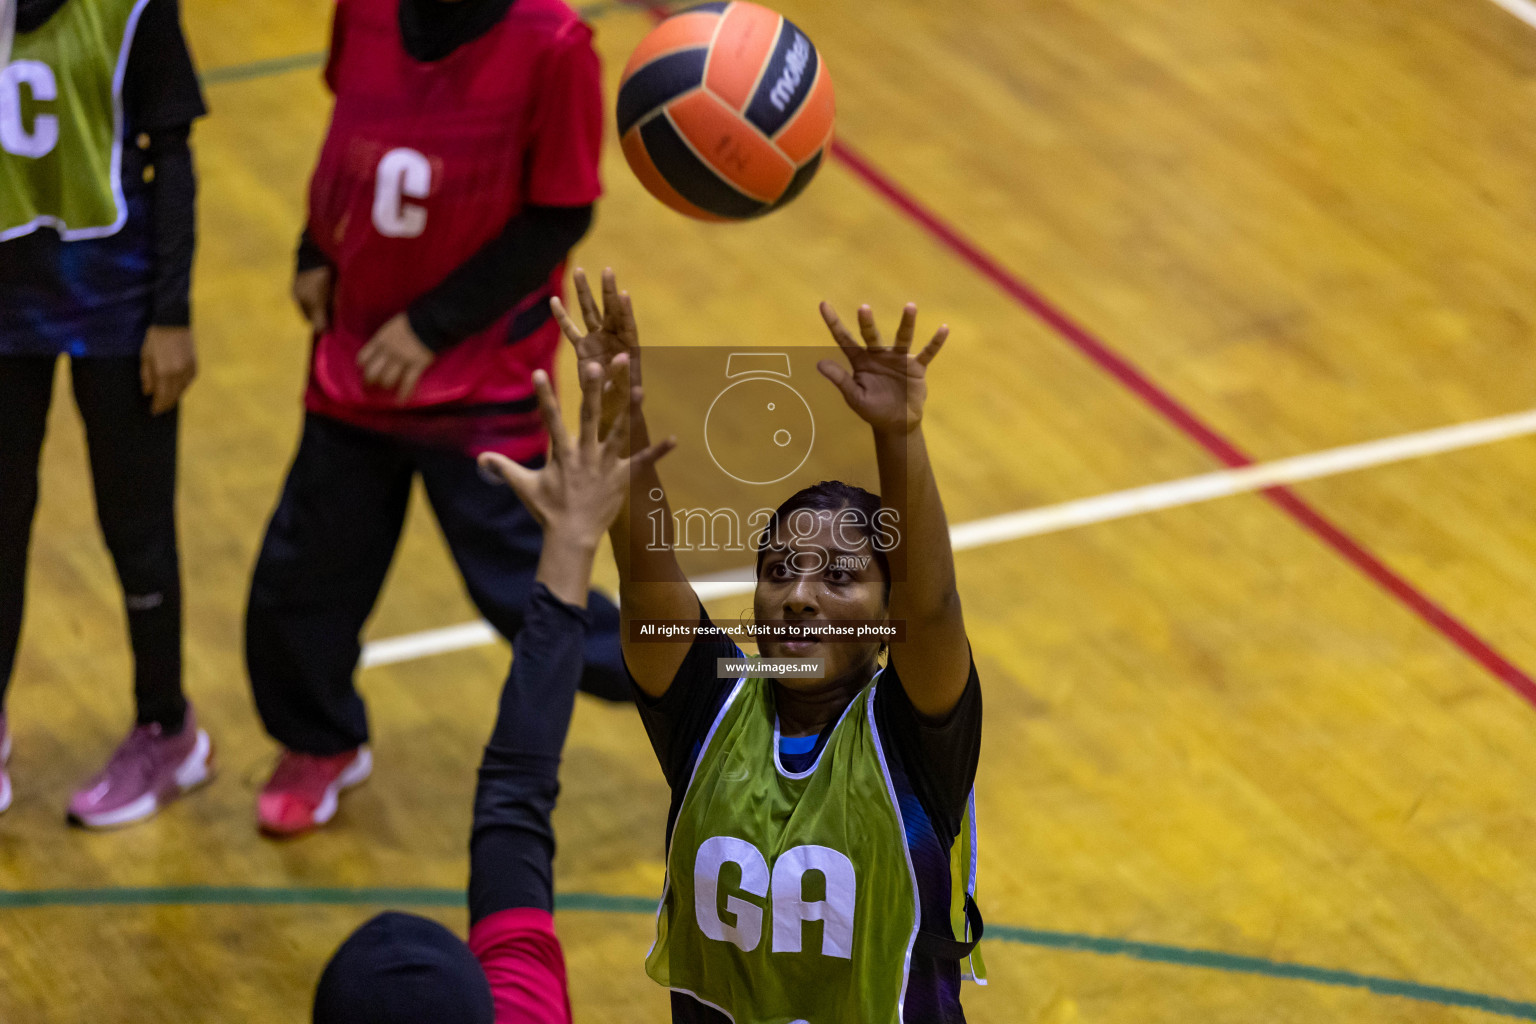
549, 268, 695, 698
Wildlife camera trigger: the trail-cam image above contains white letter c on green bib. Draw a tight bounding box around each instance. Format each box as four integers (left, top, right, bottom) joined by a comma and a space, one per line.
0, 61, 59, 159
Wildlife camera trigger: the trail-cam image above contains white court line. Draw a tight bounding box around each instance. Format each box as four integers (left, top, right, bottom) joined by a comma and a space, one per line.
360, 620, 501, 668
360, 407, 1536, 668
1486, 0, 1536, 30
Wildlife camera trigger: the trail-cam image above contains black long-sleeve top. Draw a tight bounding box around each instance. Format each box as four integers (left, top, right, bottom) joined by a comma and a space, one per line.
469, 583, 589, 923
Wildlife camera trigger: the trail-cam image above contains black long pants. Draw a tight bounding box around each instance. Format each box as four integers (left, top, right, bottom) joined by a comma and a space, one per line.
246, 413, 628, 757
0, 355, 186, 729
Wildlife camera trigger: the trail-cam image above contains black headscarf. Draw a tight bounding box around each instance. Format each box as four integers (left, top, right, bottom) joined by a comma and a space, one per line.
313, 912, 495, 1024
17, 0, 67, 32
398, 0, 516, 62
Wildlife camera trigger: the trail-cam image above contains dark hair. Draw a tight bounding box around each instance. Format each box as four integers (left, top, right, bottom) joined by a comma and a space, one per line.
754, 480, 891, 595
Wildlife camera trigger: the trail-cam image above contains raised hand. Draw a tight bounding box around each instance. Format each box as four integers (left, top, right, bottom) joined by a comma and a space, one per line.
551, 266, 644, 443
816, 302, 949, 434
478, 355, 674, 553
551, 267, 641, 376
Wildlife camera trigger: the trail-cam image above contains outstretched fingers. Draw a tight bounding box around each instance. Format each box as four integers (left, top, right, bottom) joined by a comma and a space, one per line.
816, 358, 860, 405
916, 324, 950, 367
576, 358, 607, 455
893, 303, 918, 355
596, 355, 633, 457
477, 452, 539, 502
530, 369, 568, 459
617, 289, 639, 348
600, 267, 625, 335
573, 267, 604, 333
626, 430, 677, 476
550, 295, 586, 346
856, 305, 885, 349
819, 301, 864, 363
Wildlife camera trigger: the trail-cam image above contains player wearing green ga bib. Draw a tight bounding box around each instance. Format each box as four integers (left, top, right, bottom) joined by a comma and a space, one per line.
646, 671, 922, 1023
572, 272, 985, 1022
0, 0, 149, 241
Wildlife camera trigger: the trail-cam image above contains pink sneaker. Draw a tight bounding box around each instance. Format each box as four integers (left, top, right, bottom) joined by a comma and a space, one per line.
257, 746, 372, 837
68, 709, 214, 828
0, 715, 12, 815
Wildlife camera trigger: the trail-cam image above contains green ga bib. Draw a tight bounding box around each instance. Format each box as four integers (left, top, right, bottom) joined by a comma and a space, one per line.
0, 0, 149, 241
646, 674, 923, 1023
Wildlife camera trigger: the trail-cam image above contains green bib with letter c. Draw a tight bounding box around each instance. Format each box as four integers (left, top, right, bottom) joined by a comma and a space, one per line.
0, 0, 148, 241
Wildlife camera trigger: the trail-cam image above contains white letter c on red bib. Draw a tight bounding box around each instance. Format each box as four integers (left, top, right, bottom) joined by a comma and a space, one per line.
372, 147, 430, 238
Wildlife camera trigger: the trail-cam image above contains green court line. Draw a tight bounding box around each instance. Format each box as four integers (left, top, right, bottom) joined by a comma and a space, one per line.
2, 887, 1532, 1019
200, 51, 325, 86
988, 925, 1536, 1021
0, 886, 653, 914
197, 0, 632, 86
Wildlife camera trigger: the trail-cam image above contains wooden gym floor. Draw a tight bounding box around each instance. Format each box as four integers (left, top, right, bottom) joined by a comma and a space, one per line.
4, 0, 1536, 1020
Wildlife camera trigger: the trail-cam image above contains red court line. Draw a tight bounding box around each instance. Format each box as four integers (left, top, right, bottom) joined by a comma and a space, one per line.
624, 0, 1536, 707
828, 139, 1536, 708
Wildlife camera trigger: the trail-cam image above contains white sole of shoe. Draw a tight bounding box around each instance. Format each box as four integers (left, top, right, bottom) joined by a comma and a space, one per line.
309, 746, 373, 827
71, 729, 214, 830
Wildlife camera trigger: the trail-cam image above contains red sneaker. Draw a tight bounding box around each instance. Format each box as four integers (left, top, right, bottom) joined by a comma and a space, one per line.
257, 746, 372, 837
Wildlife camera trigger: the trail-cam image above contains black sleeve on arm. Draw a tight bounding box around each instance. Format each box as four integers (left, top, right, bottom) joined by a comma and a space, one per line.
631, 606, 741, 793
145, 126, 196, 327
122, 0, 206, 329
875, 655, 983, 843
468, 584, 589, 924
295, 227, 330, 273
122, 0, 207, 130
406, 203, 593, 352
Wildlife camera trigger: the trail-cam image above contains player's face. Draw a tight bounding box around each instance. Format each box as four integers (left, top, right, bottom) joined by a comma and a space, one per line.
753, 510, 889, 689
